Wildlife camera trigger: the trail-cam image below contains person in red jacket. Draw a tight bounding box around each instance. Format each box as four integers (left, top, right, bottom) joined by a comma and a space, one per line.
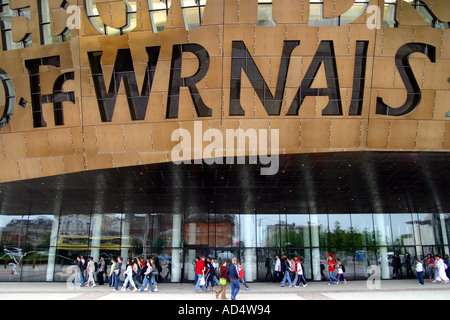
327, 255, 339, 285
238, 261, 250, 291
195, 256, 206, 292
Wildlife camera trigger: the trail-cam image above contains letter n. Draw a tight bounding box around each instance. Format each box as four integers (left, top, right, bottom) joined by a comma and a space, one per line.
229, 40, 300, 116
287, 41, 342, 116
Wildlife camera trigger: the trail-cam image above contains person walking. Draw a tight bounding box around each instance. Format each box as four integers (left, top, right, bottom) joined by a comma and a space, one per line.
434, 254, 449, 284
327, 255, 339, 285
280, 256, 293, 287
97, 256, 106, 285
135, 257, 144, 285
212, 258, 220, 286
426, 254, 435, 282
73, 256, 85, 287
336, 258, 347, 284
205, 257, 216, 292
238, 261, 250, 291
121, 258, 138, 292
274, 255, 281, 283
114, 256, 123, 291
86, 256, 96, 287
140, 259, 155, 292
415, 258, 424, 285
229, 258, 240, 300
264, 257, 273, 281
445, 254, 450, 279
194, 256, 206, 293
294, 257, 308, 288
109, 258, 116, 287
150, 259, 159, 292
216, 260, 228, 300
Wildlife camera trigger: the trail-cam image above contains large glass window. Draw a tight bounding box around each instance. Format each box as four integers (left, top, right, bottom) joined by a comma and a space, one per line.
256, 214, 280, 248
0, 211, 448, 282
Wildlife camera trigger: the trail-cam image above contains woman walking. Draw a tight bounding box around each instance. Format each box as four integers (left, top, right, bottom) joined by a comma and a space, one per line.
121, 258, 138, 292
216, 260, 228, 300
86, 256, 96, 287
434, 254, 449, 284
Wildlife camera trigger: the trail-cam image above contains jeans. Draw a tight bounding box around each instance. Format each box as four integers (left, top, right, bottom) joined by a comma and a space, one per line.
281, 272, 292, 287
140, 275, 155, 292
230, 279, 240, 300
329, 271, 339, 284
123, 274, 136, 289
239, 278, 249, 289
417, 271, 424, 285
195, 275, 206, 292
109, 273, 115, 287
73, 271, 85, 287
114, 273, 123, 290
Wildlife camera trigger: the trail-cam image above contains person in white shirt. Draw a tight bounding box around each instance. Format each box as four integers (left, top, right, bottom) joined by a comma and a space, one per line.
294, 258, 308, 288
434, 255, 449, 284
336, 258, 347, 284
86, 256, 96, 287
121, 258, 138, 292
415, 258, 424, 285
274, 255, 281, 283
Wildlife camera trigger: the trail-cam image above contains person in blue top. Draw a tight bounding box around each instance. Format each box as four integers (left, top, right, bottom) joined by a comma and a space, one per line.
228, 258, 240, 300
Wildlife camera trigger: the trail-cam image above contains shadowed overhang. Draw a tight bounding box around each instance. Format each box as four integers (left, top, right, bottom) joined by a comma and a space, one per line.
0, 151, 449, 215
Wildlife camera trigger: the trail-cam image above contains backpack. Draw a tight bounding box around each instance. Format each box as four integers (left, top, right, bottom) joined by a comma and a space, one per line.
341, 264, 346, 273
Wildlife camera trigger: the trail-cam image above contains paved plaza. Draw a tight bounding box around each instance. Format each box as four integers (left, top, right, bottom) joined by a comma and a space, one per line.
0, 279, 448, 300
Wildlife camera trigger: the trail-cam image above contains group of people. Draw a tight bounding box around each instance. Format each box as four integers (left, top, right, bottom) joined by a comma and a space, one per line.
415, 254, 450, 285
273, 254, 347, 287
72, 255, 160, 292
71, 252, 449, 294
194, 256, 250, 300
273, 254, 310, 288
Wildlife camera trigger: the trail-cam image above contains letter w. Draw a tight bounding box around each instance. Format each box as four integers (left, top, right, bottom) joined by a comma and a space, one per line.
88, 47, 160, 122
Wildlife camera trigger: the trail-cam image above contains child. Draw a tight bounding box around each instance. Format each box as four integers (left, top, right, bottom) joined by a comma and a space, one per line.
336, 258, 347, 284
294, 258, 308, 288
415, 258, 424, 285
238, 262, 250, 291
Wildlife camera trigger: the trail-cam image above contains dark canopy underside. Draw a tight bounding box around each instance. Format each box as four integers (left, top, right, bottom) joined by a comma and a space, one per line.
0, 151, 449, 215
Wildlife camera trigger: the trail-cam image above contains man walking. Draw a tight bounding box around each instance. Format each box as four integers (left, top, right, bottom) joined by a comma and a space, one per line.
195, 256, 206, 292
327, 255, 339, 285
274, 255, 281, 283
229, 258, 240, 300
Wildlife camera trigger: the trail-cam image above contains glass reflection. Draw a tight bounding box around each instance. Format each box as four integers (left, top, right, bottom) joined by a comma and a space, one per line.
256, 214, 280, 247
257, 0, 276, 27
180, 0, 207, 30
0, 211, 447, 282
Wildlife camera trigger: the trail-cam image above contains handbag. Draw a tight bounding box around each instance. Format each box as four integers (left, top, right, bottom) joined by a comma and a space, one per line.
199, 276, 205, 286
220, 278, 227, 286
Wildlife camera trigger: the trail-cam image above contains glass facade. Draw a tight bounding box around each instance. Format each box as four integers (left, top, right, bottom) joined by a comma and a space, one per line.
1, 211, 449, 282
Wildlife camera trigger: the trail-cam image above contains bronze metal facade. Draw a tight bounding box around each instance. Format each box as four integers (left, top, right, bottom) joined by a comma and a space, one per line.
0, 0, 448, 183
